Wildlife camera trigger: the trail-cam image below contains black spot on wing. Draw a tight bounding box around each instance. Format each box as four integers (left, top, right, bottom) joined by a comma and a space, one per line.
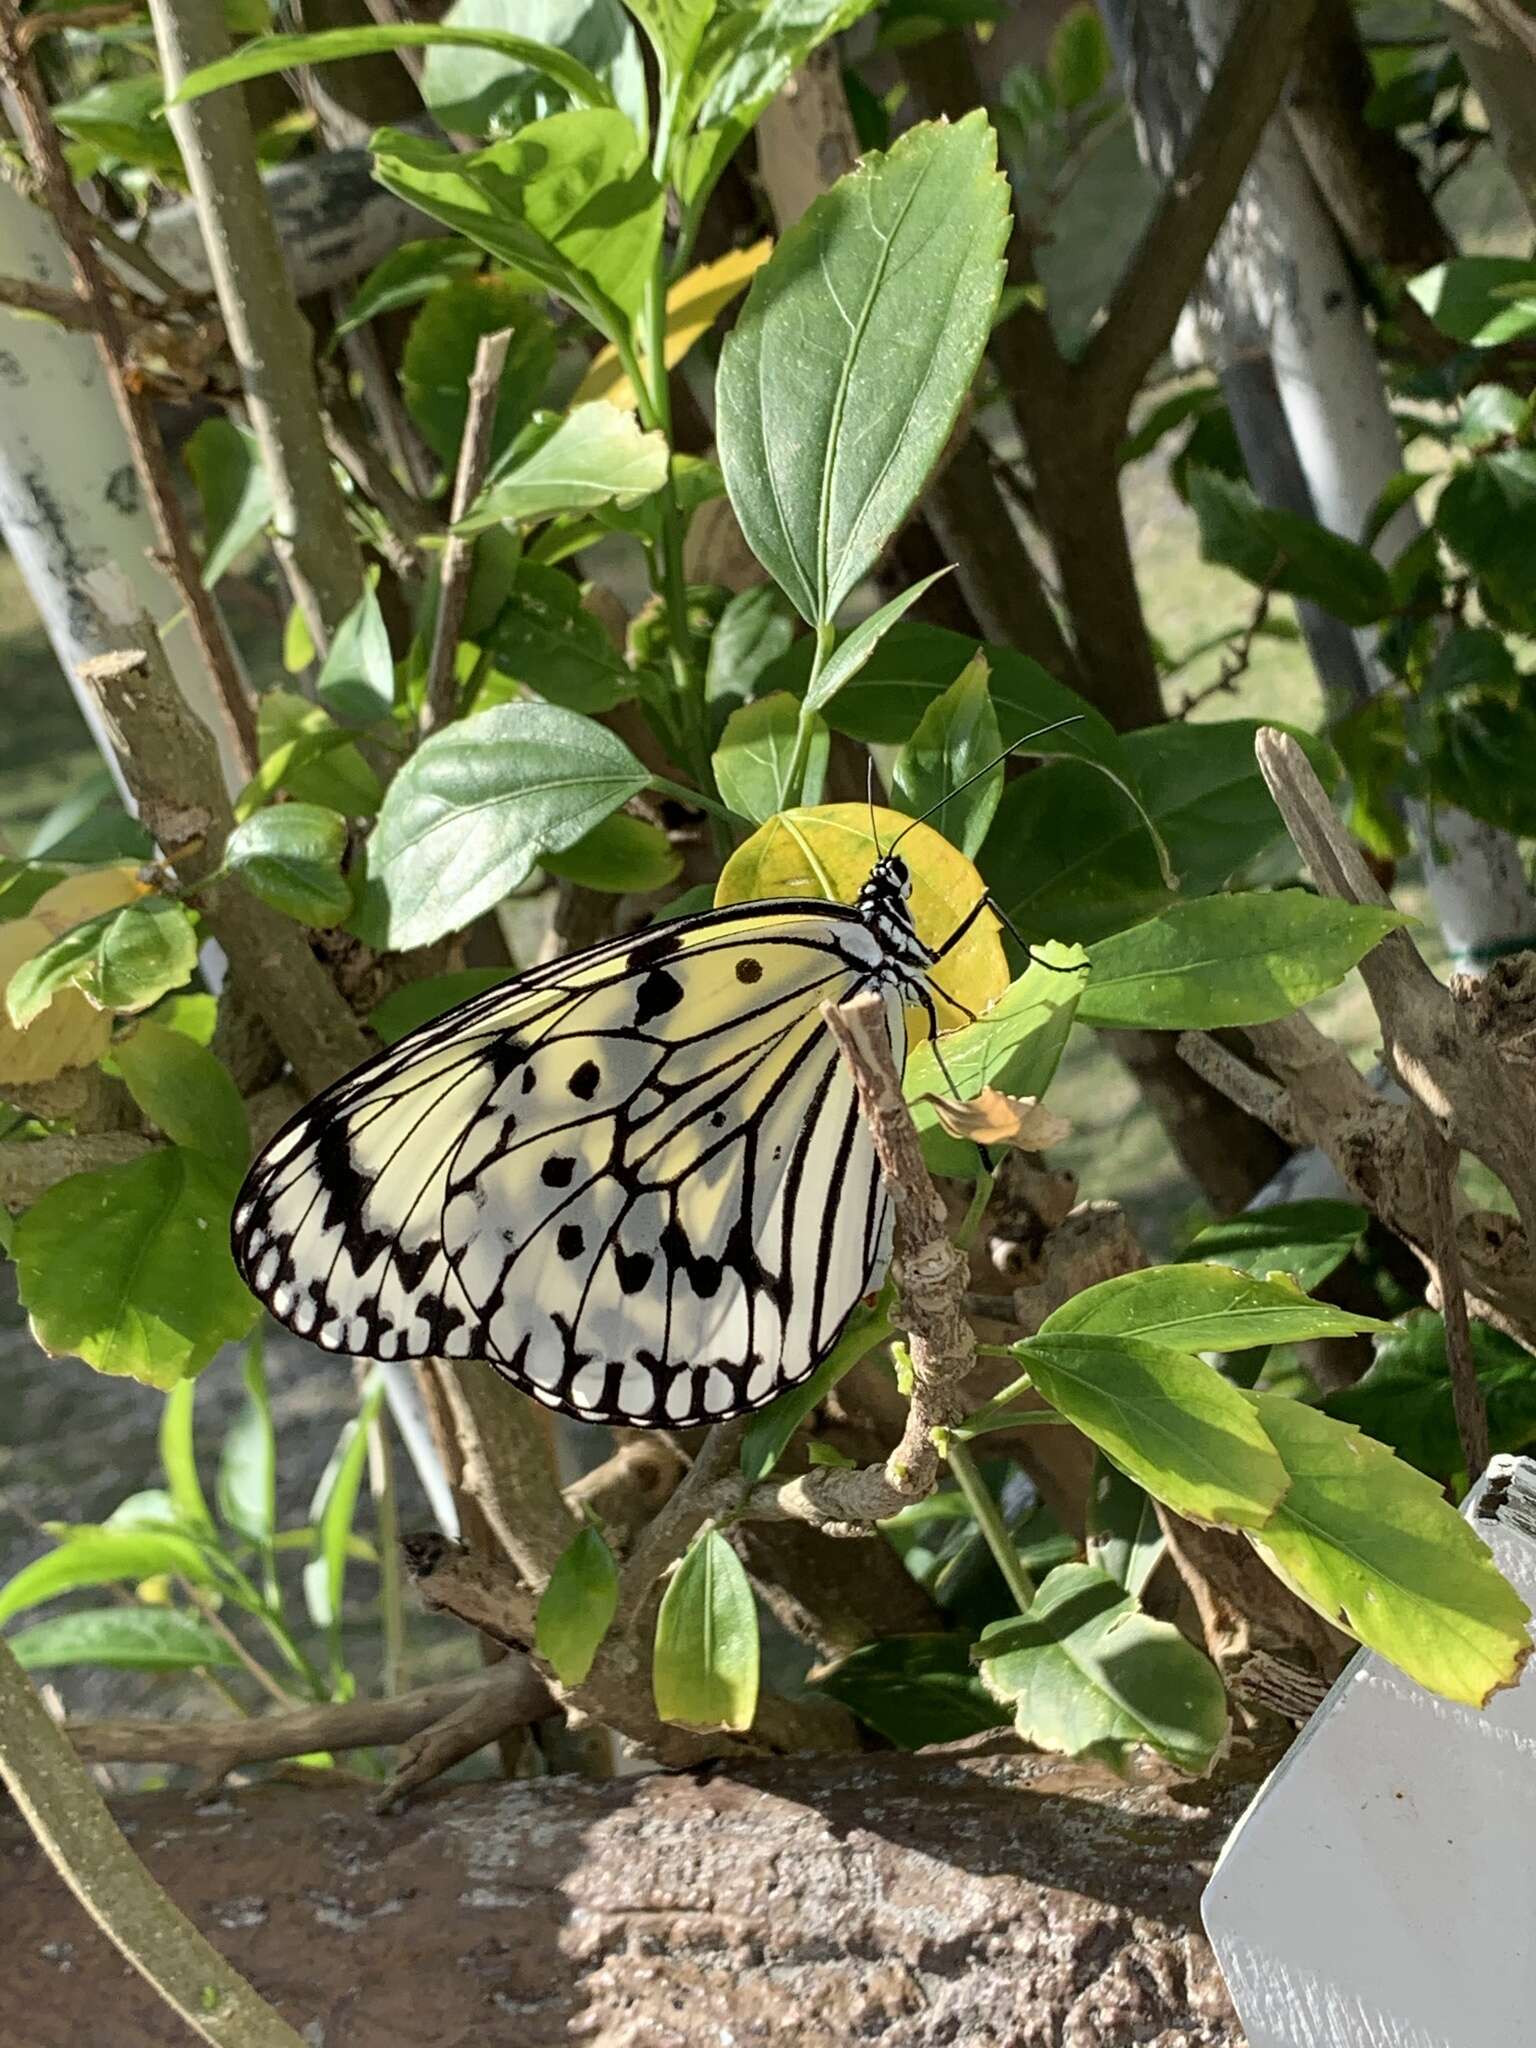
735, 957, 763, 985
541, 1155, 576, 1188
634, 966, 684, 1024
569, 1058, 600, 1100
616, 1248, 654, 1294
557, 1223, 585, 1261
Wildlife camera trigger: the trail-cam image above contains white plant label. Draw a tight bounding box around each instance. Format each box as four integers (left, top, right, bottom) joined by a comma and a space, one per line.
1203, 1454, 1536, 2047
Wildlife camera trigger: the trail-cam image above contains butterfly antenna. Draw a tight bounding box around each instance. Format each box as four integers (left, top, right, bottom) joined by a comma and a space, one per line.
889, 714, 1083, 851
867, 754, 881, 858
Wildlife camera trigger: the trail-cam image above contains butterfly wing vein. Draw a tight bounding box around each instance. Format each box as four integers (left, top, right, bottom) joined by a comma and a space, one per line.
232, 906, 903, 1427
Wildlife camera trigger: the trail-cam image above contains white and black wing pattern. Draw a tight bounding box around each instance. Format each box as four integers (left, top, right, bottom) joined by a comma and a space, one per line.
232, 903, 902, 1427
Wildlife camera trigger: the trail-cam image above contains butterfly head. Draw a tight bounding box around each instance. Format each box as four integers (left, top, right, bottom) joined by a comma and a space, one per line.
857, 853, 934, 974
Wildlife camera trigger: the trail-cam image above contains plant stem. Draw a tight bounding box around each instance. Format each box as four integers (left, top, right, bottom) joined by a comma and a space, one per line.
370, 1405, 406, 1702
0, 1636, 310, 2048
946, 1440, 1036, 1611
956, 1168, 996, 1250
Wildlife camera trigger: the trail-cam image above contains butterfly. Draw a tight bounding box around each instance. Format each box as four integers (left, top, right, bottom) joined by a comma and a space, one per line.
231, 750, 1065, 1430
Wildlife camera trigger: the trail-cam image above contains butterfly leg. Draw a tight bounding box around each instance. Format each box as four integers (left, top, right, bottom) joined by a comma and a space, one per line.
936, 890, 1088, 979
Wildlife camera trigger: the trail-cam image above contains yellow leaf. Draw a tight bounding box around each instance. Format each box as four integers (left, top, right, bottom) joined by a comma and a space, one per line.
715, 804, 1006, 1035
33, 866, 147, 935
919, 1085, 1072, 1151
575, 239, 773, 410
0, 919, 112, 1083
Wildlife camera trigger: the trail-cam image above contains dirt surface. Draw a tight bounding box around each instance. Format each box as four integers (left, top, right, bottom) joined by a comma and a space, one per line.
1, 1747, 1251, 2048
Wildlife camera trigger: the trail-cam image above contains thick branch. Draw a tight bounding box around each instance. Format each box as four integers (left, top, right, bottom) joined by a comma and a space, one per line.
0, 1637, 308, 2048
1419, 1114, 1491, 1477
79, 634, 373, 1094
1079, 0, 1320, 425
0, 1134, 155, 1210
0, 1, 258, 777
423, 328, 511, 733
150, 0, 365, 646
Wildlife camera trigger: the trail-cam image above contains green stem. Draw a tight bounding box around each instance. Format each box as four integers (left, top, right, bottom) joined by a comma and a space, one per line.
956, 1168, 996, 1251
786, 623, 836, 800
945, 1440, 1035, 1611
650, 773, 739, 829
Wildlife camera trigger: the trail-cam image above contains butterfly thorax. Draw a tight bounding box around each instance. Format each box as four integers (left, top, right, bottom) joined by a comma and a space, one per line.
856, 853, 937, 990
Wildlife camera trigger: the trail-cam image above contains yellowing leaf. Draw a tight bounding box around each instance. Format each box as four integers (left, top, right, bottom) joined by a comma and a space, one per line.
1249, 1394, 1532, 1707
0, 918, 111, 1083
714, 803, 1006, 1032
33, 866, 147, 933
920, 1085, 1072, 1151
575, 238, 773, 409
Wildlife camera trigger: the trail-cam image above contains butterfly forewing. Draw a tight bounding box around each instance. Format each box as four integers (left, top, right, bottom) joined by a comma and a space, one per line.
233, 903, 902, 1427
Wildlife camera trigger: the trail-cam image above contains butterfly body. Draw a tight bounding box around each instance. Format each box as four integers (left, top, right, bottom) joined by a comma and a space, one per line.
233, 854, 951, 1428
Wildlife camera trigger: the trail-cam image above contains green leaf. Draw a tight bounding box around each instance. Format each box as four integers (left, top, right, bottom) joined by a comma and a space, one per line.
303, 1373, 386, 1632
173, 24, 615, 112
369, 968, 512, 1046
370, 113, 664, 338
332, 239, 484, 344
0, 1529, 218, 1627
52, 76, 183, 175
484, 560, 636, 712
1001, 1332, 1291, 1528
713, 692, 827, 824
460, 403, 667, 528
977, 1561, 1226, 1774
1076, 893, 1406, 1029
1042, 1262, 1386, 1351
1189, 470, 1394, 627
1324, 1312, 1536, 1487
652, 1526, 759, 1732
891, 651, 1002, 858
625, 0, 712, 85
1248, 1393, 1531, 1707
1435, 451, 1536, 630
159, 1377, 212, 1530
422, 0, 644, 139
15, 1148, 257, 1388
1183, 1200, 1368, 1294
1455, 382, 1529, 446
251, 692, 383, 819
218, 1334, 276, 1547
183, 417, 273, 588
802, 573, 954, 715
315, 587, 395, 727
1407, 257, 1536, 345
401, 277, 555, 470
542, 811, 681, 892
674, 0, 880, 227
535, 1521, 619, 1684
903, 943, 1086, 1178
1085, 1459, 1166, 1601
355, 701, 648, 950
8, 1608, 238, 1673
1048, 3, 1111, 106
112, 1019, 249, 1174
5, 915, 111, 1029
982, 720, 1339, 945
717, 113, 1008, 625
224, 803, 353, 930
93, 898, 200, 1015
813, 1632, 1011, 1747
705, 583, 800, 727
30, 774, 153, 866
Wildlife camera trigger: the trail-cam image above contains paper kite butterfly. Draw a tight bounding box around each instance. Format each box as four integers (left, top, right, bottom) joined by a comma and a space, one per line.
231, 759, 1064, 1431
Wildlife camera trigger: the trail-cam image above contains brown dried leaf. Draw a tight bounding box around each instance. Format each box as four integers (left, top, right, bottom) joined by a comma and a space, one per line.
920, 1086, 1072, 1152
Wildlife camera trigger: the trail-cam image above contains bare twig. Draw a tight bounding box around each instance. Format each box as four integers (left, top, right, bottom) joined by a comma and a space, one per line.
66, 1662, 548, 1773
1176, 582, 1274, 718
376, 1656, 550, 1809
0, 269, 96, 328
428, 1361, 575, 1588
0, 1638, 309, 2048
1419, 1113, 1491, 1477
150, 0, 364, 647
0, 0, 258, 777
422, 328, 512, 734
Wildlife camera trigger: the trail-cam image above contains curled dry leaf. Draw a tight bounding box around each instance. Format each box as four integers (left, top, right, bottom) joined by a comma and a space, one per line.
919, 1085, 1073, 1152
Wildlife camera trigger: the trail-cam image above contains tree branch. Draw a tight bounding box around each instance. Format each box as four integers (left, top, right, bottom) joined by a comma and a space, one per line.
422, 328, 511, 733
150, 0, 365, 648
0, 1637, 309, 2048
1079, 0, 1321, 426
78, 633, 374, 1095
0, 0, 258, 778
0, 1134, 154, 1210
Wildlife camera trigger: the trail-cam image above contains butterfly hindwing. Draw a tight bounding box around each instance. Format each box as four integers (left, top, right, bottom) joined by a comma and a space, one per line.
233, 903, 901, 1426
